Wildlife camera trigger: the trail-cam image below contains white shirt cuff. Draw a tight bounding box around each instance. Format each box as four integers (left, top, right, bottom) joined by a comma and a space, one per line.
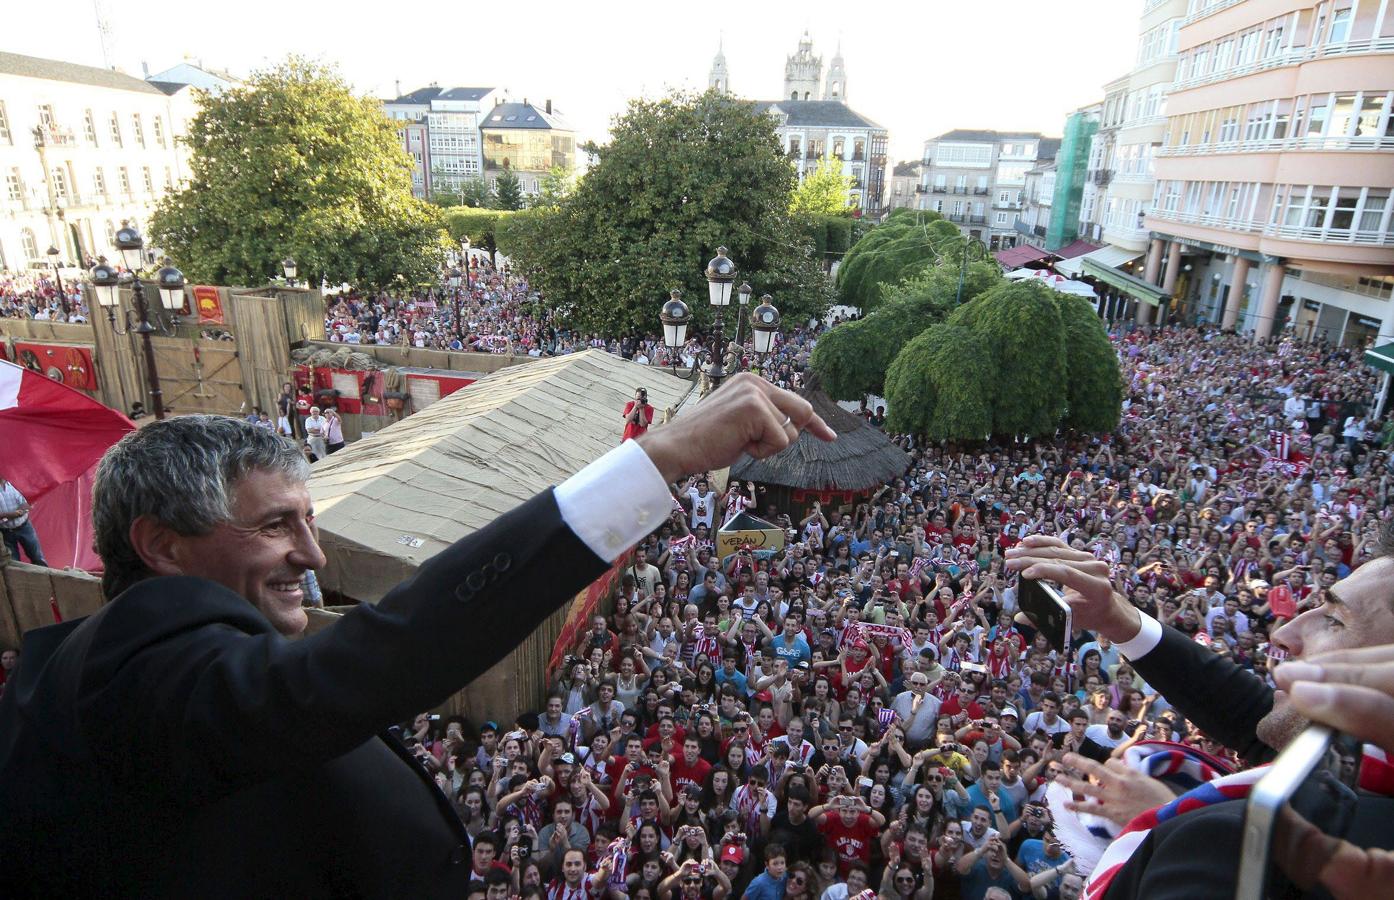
555, 439, 674, 562
1114, 614, 1164, 661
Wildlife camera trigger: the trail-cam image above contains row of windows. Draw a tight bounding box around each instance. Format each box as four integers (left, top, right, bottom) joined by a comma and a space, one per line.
1136, 19, 1181, 68
1175, 2, 1362, 85
9, 217, 134, 263
1152, 179, 1392, 236
0, 100, 168, 150
1165, 91, 1394, 148
4, 163, 172, 204
785, 136, 867, 159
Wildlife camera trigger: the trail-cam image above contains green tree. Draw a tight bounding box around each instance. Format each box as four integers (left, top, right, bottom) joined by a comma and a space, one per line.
535, 166, 573, 209
461, 177, 494, 209
812, 252, 1003, 400
500, 89, 831, 335
884, 324, 995, 440
150, 58, 443, 288
493, 166, 524, 211
444, 208, 511, 252
790, 157, 855, 217
1055, 294, 1125, 433
835, 215, 961, 311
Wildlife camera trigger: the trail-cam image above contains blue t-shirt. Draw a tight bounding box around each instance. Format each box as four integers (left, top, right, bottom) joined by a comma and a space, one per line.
965, 783, 1018, 826
1017, 838, 1070, 888
715, 668, 749, 696
770, 634, 811, 666
960, 857, 1019, 900
743, 870, 788, 900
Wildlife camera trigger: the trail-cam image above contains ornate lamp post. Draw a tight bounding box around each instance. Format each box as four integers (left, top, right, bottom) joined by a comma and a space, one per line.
734, 281, 752, 350
703, 246, 737, 392
282, 256, 298, 286
91, 224, 185, 420
750, 294, 782, 365
660, 288, 691, 375
45, 245, 70, 315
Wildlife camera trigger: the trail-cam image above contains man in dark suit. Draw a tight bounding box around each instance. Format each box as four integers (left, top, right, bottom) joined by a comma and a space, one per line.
1004, 534, 1394, 899
0, 374, 834, 898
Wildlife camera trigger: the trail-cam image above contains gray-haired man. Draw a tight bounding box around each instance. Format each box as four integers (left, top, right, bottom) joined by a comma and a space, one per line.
0, 374, 834, 896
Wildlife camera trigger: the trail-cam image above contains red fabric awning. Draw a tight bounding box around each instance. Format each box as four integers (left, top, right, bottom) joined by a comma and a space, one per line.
1054, 239, 1103, 259
993, 244, 1053, 268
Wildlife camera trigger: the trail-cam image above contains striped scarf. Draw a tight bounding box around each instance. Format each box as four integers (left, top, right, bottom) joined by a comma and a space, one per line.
1070, 742, 1394, 900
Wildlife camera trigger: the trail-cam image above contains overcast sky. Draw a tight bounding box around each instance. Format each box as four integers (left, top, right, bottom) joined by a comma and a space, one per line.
7, 0, 1141, 163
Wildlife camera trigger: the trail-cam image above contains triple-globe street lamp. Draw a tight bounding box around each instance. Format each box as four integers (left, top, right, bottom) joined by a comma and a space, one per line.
659, 246, 781, 392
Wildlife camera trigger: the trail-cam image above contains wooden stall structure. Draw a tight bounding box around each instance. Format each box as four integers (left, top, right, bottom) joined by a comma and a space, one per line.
730, 384, 911, 522
0, 559, 105, 655
304, 349, 697, 726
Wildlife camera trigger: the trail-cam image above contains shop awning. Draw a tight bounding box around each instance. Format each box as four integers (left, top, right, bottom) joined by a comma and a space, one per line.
1054, 239, 1103, 259
993, 244, 1053, 268
1081, 257, 1169, 306
1056, 244, 1143, 277
1364, 342, 1394, 375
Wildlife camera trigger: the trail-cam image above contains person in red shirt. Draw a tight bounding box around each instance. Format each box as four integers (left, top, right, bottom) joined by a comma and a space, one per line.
621, 388, 655, 442
668, 735, 711, 794
811, 794, 886, 874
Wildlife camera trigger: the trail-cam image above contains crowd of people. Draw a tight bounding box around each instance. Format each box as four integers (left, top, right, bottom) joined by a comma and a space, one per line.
383, 321, 1391, 900
0, 272, 88, 322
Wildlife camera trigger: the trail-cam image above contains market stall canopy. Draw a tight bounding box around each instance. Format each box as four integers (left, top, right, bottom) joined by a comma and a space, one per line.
730, 383, 910, 492
992, 244, 1054, 268
308, 349, 695, 602
1053, 239, 1102, 260
1364, 341, 1394, 375
1011, 268, 1099, 298
1055, 244, 1143, 278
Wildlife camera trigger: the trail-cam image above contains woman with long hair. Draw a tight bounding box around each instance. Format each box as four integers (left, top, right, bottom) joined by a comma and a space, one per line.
701, 769, 737, 829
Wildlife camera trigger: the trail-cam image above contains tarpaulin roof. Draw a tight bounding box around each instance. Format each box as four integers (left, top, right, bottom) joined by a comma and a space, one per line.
993, 244, 1053, 268
1055, 244, 1143, 277
1054, 239, 1103, 259
308, 350, 695, 602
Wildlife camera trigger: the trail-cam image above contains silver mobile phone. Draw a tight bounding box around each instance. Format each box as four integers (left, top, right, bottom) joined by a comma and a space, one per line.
1235, 725, 1362, 900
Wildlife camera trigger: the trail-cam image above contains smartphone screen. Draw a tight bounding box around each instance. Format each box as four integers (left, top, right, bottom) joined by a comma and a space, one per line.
1018, 578, 1072, 654
1236, 725, 1362, 900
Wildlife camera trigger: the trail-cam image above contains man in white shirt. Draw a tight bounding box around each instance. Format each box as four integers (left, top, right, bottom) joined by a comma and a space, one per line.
891, 668, 943, 747
0, 476, 46, 566
1022, 693, 1071, 739
686, 479, 717, 530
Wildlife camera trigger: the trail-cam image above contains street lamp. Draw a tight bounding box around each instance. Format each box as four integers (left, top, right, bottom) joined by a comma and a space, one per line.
734, 281, 753, 349
46, 245, 69, 315
282, 256, 298, 285
96, 223, 181, 420
660, 288, 691, 375
750, 294, 781, 362
703, 246, 738, 392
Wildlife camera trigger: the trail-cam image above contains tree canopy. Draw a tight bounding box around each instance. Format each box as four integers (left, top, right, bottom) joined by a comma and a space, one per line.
881, 280, 1123, 441
498, 90, 831, 335
790, 157, 855, 217
811, 248, 1002, 401
493, 167, 524, 211
834, 213, 963, 312
150, 58, 443, 288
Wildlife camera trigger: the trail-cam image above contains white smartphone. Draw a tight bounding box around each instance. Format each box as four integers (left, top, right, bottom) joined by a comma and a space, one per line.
1018, 578, 1072, 654
1235, 725, 1362, 900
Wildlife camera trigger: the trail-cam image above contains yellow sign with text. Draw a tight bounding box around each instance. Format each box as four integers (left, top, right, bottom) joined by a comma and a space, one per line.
716, 512, 787, 560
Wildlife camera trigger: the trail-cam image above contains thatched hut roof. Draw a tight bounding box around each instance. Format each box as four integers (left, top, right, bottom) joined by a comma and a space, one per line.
730, 386, 910, 492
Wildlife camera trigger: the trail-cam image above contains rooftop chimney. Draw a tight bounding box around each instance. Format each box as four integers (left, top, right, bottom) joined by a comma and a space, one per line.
522, 98, 528, 107
141, 61, 149, 78
395, 79, 401, 97
545, 99, 551, 114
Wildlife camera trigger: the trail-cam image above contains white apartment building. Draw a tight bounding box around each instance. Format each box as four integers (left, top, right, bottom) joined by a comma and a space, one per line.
917, 130, 1060, 250
383, 85, 502, 200
0, 52, 210, 272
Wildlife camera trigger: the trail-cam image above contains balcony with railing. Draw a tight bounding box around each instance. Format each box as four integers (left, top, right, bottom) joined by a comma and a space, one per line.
951, 185, 969, 194
1158, 133, 1394, 157
1173, 38, 1394, 93
34, 124, 77, 147
969, 215, 987, 225
1180, 0, 1243, 28
973, 186, 989, 195
947, 213, 967, 223
1091, 169, 1114, 187
915, 185, 928, 193
1150, 207, 1394, 246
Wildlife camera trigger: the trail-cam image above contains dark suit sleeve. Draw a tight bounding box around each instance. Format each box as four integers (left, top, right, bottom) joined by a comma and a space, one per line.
1102, 801, 1246, 900
1128, 625, 1275, 765
77, 488, 608, 804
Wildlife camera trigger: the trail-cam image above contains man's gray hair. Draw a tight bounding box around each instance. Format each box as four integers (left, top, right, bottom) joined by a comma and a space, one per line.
93, 415, 311, 598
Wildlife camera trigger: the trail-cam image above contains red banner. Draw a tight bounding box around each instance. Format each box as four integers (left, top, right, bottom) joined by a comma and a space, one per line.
548, 554, 630, 677
193, 285, 224, 324
12, 342, 98, 391
0, 341, 8, 361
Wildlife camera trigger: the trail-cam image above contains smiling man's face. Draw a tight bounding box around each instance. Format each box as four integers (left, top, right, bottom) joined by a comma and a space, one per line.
1260, 556, 1394, 749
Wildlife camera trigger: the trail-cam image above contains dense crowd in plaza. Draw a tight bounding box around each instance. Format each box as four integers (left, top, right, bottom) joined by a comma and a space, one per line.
375, 319, 1390, 900
0, 273, 88, 322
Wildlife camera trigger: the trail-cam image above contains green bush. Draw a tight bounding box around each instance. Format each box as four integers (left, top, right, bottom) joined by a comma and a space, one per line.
444, 208, 511, 252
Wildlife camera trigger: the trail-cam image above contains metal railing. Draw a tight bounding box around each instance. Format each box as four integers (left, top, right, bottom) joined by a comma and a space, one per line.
1158, 133, 1394, 156
1173, 38, 1394, 93
973, 187, 989, 195
1181, 0, 1243, 27
1150, 208, 1394, 245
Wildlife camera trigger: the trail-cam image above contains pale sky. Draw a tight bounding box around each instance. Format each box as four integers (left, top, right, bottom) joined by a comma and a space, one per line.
7, 0, 1142, 163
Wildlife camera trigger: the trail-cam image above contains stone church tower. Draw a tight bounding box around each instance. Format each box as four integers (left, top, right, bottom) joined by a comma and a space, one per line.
708, 37, 730, 93
823, 43, 847, 101
783, 31, 822, 101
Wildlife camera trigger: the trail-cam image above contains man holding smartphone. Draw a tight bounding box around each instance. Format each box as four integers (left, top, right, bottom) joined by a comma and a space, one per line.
1005, 533, 1394, 899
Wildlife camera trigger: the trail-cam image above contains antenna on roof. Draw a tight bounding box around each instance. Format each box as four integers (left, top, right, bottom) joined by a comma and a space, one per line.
93, 0, 118, 71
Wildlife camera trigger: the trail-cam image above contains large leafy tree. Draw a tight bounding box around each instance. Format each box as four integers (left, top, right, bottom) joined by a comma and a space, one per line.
1055, 294, 1125, 433
500, 90, 831, 335
884, 324, 995, 439
835, 214, 962, 311
812, 252, 1002, 400
790, 157, 855, 217
151, 58, 443, 288
493, 167, 524, 211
